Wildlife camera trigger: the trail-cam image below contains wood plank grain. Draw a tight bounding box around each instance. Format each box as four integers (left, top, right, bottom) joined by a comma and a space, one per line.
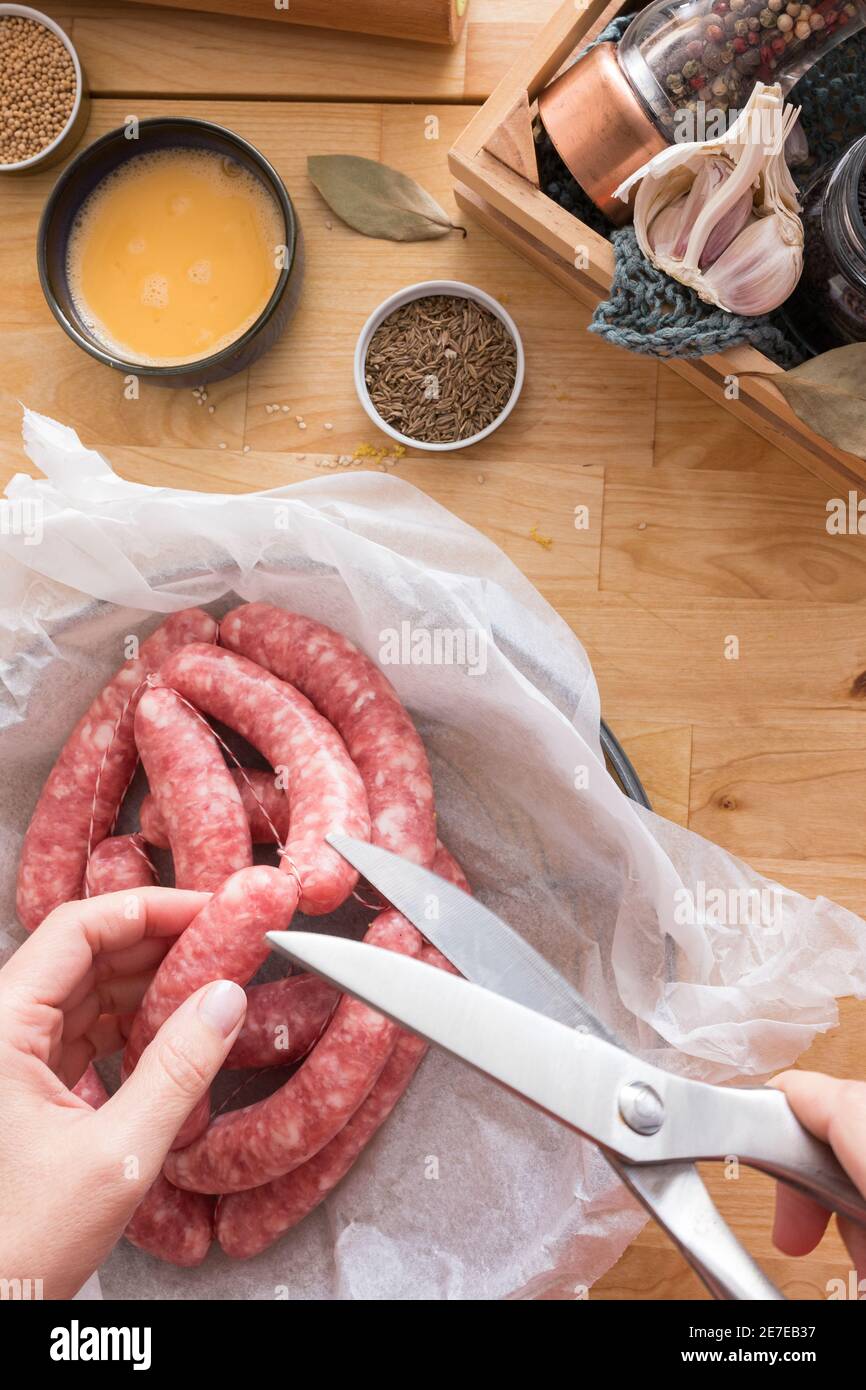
690, 724, 866, 866
464, 22, 541, 99
571, 595, 866, 731
654, 371, 804, 477
73, 7, 468, 99
616, 721, 692, 827
118, 0, 467, 46
35, 0, 563, 100
76, 444, 605, 599
600, 467, 866, 602
752, 860, 866, 920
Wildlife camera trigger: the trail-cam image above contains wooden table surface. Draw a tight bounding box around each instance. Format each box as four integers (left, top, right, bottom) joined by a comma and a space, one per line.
2, 0, 865, 1303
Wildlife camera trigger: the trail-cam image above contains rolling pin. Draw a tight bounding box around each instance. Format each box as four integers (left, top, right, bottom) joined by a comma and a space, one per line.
120, 0, 470, 45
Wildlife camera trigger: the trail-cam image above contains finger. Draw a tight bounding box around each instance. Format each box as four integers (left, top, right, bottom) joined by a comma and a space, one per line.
63, 971, 157, 1046
770, 1071, 866, 1196
61, 1014, 136, 1085
92, 935, 174, 981
63, 939, 173, 1012
0, 889, 208, 1030
838, 1216, 866, 1285
91, 980, 246, 1184
82, 1013, 132, 1063
62, 942, 167, 1015
773, 1181, 831, 1256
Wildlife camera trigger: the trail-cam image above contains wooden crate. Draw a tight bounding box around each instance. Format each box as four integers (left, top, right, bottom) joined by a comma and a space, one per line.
449, 0, 866, 492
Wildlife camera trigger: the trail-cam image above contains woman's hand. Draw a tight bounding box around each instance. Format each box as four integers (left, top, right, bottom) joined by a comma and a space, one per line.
770, 1069, 866, 1280
0, 888, 247, 1299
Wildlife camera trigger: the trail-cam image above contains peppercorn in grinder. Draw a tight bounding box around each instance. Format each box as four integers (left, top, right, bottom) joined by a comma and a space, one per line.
539, 0, 865, 224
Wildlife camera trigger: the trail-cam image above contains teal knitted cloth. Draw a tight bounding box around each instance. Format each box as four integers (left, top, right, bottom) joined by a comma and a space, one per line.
536, 16, 866, 363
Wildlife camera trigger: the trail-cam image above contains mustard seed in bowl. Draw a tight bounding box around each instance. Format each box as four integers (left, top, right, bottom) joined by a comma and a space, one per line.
364, 293, 519, 445
0, 13, 77, 166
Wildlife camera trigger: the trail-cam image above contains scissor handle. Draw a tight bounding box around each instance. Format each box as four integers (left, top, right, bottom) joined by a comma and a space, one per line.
612, 1156, 785, 1301
615, 1066, 866, 1231
715, 1084, 866, 1227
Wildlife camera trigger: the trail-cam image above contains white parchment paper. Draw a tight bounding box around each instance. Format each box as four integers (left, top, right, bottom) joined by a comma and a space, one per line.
1, 408, 865, 1301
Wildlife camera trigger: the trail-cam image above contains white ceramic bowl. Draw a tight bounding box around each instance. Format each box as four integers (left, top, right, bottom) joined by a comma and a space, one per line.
0, 5, 88, 175
354, 279, 525, 453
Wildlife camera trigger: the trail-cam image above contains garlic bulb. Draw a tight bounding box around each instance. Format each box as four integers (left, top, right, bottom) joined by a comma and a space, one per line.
615, 84, 804, 317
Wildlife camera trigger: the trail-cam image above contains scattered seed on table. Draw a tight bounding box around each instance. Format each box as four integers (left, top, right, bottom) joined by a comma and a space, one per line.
218, 442, 226, 450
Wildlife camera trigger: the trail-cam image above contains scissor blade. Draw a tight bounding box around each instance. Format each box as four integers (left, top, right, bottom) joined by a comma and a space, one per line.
327, 834, 620, 1045
267, 929, 631, 1152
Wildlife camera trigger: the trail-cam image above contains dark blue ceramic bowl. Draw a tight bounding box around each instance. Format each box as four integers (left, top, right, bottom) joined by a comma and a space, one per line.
37, 117, 303, 387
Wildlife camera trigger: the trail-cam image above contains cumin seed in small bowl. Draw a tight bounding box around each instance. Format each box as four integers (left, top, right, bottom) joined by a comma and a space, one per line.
355, 280, 524, 452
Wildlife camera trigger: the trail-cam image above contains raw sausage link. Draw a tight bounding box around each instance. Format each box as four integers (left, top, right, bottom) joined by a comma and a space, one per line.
82, 834, 158, 1072
70, 1065, 213, 1267
429, 840, 470, 895
220, 602, 436, 867
216, 844, 467, 1256
217, 947, 455, 1258
84, 834, 156, 896
140, 768, 288, 850
133, 686, 253, 892
124, 866, 299, 1150
125, 1175, 214, 1269
226, 974, 339, 1070
155, 643, 370, 914
224, 837, 466, 1073
165, 909, 422, 1194
72, 1064, 110, 1109
16, 607, 217, 931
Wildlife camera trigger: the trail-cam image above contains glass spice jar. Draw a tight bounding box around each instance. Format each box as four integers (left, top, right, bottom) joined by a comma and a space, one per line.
538, 0, 864, 220
619, 0, 865, 140
782, 135, 866, 354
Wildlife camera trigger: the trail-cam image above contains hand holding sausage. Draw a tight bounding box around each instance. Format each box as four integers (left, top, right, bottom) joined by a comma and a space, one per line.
0, 888, 246, 1298
13, 601, 452, 1267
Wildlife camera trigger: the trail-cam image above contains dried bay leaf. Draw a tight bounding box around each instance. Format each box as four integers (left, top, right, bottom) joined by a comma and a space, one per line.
750, 344, 866, 459
307, 155, 466, 243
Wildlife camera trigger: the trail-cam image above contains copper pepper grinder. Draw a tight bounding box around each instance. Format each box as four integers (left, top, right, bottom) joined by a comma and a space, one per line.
539, 0, 866, 225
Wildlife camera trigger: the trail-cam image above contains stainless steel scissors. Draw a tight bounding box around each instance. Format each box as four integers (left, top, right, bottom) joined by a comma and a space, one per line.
265, 835, 866, 1301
